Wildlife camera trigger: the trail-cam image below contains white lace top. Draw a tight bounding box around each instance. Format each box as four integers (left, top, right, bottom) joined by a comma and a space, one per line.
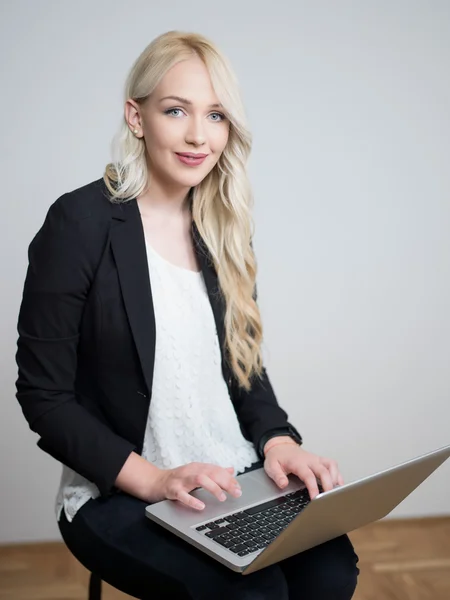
55, 235, 259, 523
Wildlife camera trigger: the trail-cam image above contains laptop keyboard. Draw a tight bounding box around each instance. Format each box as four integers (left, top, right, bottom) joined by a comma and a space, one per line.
194, 488, 318, 557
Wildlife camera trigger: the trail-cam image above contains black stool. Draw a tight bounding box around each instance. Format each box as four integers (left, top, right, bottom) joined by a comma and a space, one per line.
88, 572, 102, 600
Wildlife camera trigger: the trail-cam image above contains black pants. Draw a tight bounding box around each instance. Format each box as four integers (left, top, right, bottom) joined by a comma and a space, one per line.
58, 463, 360, 600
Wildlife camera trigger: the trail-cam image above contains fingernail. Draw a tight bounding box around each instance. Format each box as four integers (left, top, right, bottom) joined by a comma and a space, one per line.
278, 478, 287, 486
195, 501, 205, 509
219, 492, 226, 501
233, 487, 242, 497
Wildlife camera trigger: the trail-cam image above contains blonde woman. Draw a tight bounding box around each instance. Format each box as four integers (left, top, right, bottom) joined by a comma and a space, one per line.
16, 31, 359, 599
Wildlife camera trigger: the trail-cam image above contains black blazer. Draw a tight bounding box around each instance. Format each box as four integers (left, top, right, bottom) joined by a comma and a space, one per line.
15, 177, 300, 497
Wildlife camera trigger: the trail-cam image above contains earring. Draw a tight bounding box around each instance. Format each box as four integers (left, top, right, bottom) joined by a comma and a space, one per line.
133, 128, 138, 135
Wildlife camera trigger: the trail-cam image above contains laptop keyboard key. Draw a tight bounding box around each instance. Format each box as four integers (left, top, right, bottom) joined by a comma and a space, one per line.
291, 490, 308, 499
273, 528, 283, 535
252, 537, 266, 545
258, 526, 270, 534
230, 543, 248, 554
291, 506, 304, 514
205, 527, 228, 538
247, 530, 259, 538
244, 497, 288, 515
265, 516, 277, 523
238, 526, 250, 534
213, 537, 229, 547
224, 515, 238, 523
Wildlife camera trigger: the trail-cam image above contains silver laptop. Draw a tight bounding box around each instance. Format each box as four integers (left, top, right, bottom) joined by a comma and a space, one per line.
145, 443, 450, 574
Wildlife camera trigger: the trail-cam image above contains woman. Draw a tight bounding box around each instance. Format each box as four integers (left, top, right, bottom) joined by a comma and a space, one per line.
15, 30, 359, 599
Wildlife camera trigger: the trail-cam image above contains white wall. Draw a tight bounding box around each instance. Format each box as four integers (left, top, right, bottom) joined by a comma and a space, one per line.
1, 0, 449, 544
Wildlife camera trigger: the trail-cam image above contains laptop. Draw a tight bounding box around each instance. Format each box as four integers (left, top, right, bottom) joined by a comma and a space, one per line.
145, 443, 450, 574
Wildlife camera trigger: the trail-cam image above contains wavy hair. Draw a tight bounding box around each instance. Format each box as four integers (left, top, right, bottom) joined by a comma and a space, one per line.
103, 30, 264, 391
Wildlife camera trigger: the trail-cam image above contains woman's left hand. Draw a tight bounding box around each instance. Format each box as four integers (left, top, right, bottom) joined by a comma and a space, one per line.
263, 440, 344, 499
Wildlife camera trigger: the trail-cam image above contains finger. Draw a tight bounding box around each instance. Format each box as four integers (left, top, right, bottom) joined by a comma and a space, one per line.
214, 468, 242, 498
225, 466, 240, 488
296, 469, 320, 499
320, 458, 341, 487
265, 459, 289, 488
337, 473, 345, 486
176, 489, 205, 511
315, 465, 334, 492
195, 473, 230, 502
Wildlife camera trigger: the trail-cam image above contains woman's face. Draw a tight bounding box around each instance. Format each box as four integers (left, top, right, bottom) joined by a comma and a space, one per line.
126, 55, 230, 193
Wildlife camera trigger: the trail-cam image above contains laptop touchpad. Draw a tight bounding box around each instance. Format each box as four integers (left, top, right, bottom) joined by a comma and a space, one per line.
191, 469, 303, 508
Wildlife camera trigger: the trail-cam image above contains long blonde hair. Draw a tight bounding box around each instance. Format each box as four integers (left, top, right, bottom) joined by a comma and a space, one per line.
104, 30, 263, 391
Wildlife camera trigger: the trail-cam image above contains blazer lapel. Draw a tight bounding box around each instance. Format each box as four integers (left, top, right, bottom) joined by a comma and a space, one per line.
110, 199, 157, 396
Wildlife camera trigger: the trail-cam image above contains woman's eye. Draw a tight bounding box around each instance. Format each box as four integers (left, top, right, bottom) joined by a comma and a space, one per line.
165, 108, 184, 117
209, 112, 226, 122
164, 108, 226, 122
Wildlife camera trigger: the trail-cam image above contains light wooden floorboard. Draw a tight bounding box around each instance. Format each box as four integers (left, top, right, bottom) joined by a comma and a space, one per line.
1, 517, 449, 599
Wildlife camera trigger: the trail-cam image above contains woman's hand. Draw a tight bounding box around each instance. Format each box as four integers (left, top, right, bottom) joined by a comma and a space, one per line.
263, 438, 344, 499
154, 462, 243, 510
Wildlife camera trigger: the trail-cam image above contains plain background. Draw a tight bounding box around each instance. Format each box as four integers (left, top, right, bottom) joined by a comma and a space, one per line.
1, 0, 449, 544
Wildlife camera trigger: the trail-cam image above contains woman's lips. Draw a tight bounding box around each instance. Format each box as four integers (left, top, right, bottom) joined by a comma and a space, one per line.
175, 153, 207, 166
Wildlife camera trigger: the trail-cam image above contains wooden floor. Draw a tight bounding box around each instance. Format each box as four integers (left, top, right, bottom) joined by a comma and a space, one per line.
1, 517, 449, 599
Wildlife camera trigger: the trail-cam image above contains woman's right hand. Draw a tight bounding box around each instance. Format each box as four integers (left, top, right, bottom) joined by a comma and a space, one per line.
152, 462, 243, 510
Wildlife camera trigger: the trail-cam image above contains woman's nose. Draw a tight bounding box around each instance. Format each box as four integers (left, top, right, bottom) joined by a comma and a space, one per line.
185, 117, 206, 146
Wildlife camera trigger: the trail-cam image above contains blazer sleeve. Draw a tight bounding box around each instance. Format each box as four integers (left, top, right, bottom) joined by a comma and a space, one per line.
15, 194, 135, 496
232, 366, 302, 459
